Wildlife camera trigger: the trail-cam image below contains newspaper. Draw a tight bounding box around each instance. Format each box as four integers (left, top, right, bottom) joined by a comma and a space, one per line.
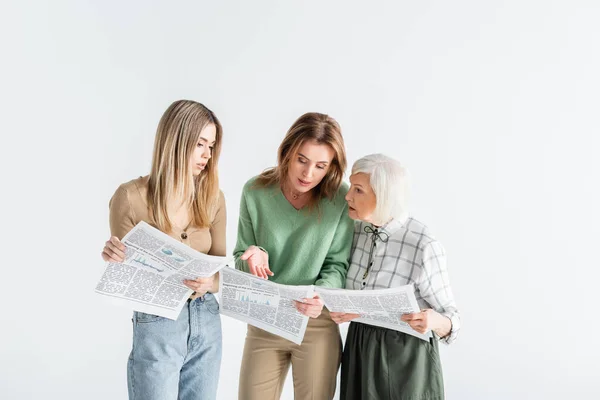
220, 268, 430, 343
95, 221, 233, 320
316, 285, 432, 341
219, 267, 313, 345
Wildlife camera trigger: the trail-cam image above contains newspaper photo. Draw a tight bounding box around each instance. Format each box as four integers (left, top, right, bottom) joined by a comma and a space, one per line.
95, 221, 233, 320
219, 267, 313, 345
315, 285, 432, 341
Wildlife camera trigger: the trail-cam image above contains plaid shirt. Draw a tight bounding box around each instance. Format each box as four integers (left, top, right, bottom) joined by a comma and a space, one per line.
346, 216, 461, 344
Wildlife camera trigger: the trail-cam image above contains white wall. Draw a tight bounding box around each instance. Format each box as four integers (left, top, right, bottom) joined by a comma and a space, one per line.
1, 1, 598, 399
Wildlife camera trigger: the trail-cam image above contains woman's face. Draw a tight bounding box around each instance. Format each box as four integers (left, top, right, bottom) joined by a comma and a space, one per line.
286, 139, 335, 194
191, 123, 216, 176
346, 173, 377, 223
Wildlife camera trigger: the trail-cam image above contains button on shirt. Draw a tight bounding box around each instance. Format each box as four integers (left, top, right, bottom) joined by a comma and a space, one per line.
345, 217, 461, 344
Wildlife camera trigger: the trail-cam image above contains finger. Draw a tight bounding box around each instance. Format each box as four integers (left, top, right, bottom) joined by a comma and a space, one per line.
105, 241, 126, 260
301, 298, 322, 306
259, 266, 269, 280
402, 313, 422, 322
248, 263, 258, 277
258, 266, 267, 280
265, 266, 274, 276
293, 301, 304, 314
102, 249, 121, 263
408, 321, 422, 331
253, 265, 264, 279
109, 236, 126, 251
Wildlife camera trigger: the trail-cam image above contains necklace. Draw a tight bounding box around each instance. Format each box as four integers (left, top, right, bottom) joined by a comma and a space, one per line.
290, 189, 307, 200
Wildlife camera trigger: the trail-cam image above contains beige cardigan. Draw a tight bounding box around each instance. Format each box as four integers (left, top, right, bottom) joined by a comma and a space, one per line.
109, 176, 226, 295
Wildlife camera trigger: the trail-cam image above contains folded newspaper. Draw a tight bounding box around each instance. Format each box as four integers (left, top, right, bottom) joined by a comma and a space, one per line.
95, 221, 233, 320
219, 268, 430, 344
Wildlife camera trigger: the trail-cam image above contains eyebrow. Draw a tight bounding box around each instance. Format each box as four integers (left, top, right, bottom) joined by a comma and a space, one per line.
199, 137, 216, 145
298, 152, 330, 164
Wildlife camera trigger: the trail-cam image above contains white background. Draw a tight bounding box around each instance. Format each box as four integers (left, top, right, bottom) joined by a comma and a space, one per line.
1, 1, 599, 399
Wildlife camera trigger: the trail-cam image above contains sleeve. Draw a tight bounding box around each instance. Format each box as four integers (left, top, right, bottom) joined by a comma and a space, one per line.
208, 191, 227, 257
416, 240, 461, 345
109, 184, 136, 240
233, 186, 262, 272
314, 204, 354, 288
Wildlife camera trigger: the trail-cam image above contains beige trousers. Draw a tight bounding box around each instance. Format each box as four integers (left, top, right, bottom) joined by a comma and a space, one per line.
238, 308, 342, 400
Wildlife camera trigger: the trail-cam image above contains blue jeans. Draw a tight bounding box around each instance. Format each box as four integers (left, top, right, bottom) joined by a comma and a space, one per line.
127, 294, 222, 400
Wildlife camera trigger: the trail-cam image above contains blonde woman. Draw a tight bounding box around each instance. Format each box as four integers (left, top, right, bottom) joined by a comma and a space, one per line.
331, 154, 461, 400
101, 100, 226, 400
234, 113, 354, 399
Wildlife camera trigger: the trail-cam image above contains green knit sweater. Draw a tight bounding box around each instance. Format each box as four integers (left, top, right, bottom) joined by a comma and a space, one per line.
233, 176, 354, 288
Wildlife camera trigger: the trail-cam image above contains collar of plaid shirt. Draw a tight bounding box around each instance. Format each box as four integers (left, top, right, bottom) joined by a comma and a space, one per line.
366, 216, 408, 240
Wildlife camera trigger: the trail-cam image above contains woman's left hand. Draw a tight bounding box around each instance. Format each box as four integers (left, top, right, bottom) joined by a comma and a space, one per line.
294, 295, 324, 318
183, 275, 215, 297
401, 309, 448, 335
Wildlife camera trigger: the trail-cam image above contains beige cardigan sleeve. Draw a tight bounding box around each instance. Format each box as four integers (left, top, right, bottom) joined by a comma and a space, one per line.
208, 190, 227, 257
109, 184, 136, 240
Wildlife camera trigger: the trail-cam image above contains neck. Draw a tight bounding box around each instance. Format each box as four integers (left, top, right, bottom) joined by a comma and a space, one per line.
282, 182, 311, 203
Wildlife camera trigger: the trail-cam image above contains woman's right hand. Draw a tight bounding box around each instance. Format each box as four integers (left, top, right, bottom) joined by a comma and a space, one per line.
241, 245, 274, 279
330, 312, 361, 324
101, 236, 126, 263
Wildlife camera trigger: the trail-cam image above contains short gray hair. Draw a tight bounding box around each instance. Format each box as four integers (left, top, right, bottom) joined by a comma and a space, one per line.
351, 153, 410, 225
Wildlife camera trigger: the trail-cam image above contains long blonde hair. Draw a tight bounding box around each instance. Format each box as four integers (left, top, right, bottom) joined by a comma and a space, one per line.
255, 112, 346, 208
147, 100, 222, 233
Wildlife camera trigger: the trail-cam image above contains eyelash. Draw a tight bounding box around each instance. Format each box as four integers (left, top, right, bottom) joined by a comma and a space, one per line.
298, 158, 325, 169
197, 143, 214, 151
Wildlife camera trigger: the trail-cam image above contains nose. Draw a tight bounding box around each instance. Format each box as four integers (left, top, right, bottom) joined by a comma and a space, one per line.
203, 147, 212, 159
345, 190, 352, 202
303, 165, 313, 178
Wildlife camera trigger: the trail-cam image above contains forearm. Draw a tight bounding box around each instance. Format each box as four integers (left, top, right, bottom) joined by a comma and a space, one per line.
208, 272, 220, 294
315, 263, 347, 288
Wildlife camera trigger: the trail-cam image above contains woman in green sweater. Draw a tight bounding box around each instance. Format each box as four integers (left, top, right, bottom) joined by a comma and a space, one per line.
234, 112, 354, 400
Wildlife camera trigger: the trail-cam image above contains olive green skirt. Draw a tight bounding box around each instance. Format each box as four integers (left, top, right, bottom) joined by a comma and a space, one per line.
340, 322, 445, 400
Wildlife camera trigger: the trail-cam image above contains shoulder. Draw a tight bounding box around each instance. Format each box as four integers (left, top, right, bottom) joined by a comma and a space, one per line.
110, 176, 148, 220
112, 176, 146, 202
398, 217, 442, 252
337, 181, 350, 196
242, 176, 259, 191
326, 181, 350, 210
242, 176, 273, 198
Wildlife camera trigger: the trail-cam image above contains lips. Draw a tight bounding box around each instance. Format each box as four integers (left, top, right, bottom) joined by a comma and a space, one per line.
298, 178, 311, 186
196, 163, 206, 170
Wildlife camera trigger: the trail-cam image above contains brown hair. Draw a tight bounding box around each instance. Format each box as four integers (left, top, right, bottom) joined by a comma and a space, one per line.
147, 100, 223, 233
255, 112, 346, 207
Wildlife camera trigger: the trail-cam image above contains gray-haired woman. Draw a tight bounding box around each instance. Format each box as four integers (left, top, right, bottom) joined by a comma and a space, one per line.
330, 153, 461, 400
